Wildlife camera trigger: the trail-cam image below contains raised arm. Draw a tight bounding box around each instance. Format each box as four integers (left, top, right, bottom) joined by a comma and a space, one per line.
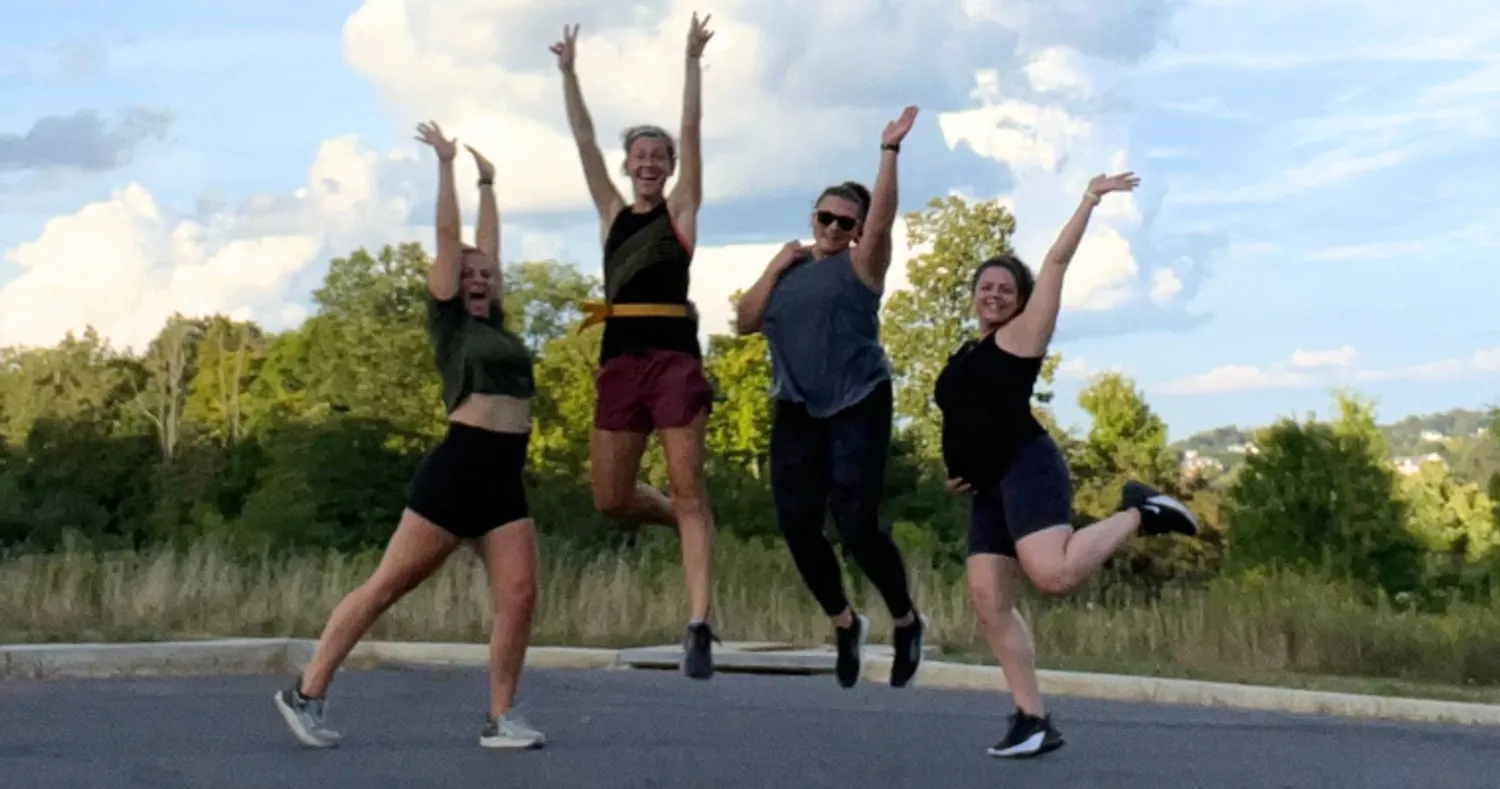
468, 145, 501, 296
850, 106, 918, 293
552, 24, 625, 240
1001, 172, 1140, 357
667, 13, 713, 246
735, 241, 806, 334
416, 121, 462, 301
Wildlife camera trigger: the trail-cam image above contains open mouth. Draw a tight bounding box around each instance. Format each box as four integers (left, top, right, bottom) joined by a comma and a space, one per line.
636, 171, 664, 188
466, 289, 488, 308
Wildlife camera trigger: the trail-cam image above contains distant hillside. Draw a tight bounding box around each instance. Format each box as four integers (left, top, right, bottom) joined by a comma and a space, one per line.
1172, 407, 1499, 484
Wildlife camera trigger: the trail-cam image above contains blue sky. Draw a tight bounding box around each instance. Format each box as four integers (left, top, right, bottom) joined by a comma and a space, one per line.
0, 0, 1496, 442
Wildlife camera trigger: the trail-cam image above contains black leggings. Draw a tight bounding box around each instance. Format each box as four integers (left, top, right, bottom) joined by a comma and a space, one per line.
769, 380, 914, 620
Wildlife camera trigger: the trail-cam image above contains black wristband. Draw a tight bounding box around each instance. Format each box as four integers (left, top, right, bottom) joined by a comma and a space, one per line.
881, 142, 900, 153
478, 178, 493, 187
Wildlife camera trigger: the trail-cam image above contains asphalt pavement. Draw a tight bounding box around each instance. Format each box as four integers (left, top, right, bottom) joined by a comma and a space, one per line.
3, 664, 1497, 788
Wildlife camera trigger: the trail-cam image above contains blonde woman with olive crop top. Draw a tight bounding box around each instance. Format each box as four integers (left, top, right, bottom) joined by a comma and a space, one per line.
273, 122, 546, 753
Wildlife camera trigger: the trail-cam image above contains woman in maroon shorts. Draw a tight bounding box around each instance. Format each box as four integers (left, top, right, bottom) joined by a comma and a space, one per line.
550, 16, 721, 680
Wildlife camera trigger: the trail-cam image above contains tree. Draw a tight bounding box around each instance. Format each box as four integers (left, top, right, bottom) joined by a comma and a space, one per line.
1071, 372, 1217, 586
1397, 458, 1498, 590
1224, 392, 1424, 595
501, 260, 600, 353
881, 195, 1058, 468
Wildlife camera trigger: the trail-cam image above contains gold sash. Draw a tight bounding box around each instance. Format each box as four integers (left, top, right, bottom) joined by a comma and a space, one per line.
577, 301, 691, 332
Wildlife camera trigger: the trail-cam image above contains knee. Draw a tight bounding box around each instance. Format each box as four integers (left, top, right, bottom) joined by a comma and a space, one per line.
592, 485, 634, 520
968, 587, 1010, 630
497, 572, 537, 613
1030, 568, 1078, 596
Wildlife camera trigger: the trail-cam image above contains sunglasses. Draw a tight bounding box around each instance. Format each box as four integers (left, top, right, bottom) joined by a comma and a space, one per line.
815, 210, 858, 232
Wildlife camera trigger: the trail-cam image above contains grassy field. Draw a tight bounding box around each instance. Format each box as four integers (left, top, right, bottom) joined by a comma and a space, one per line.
4, 533, 1500, 703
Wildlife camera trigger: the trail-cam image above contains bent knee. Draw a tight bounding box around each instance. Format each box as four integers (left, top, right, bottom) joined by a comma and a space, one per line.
1029, 569, 1079, 596
592, 486, 635, 519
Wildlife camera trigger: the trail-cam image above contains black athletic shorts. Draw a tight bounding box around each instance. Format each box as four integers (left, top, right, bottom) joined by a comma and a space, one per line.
407, 421, 530, 539
968, 433, 1074, 558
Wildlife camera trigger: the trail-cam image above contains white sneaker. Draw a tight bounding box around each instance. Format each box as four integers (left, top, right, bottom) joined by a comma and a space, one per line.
480, 710, 546, 749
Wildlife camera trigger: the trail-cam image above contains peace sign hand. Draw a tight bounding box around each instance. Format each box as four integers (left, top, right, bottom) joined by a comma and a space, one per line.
415, 121, 457, 161
686, 12, 714, 58
883, 105, 919, 148
550, 24, 579, 72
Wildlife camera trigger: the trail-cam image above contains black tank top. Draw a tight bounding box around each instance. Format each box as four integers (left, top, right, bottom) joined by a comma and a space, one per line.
599, 202, 700, 363
933, 332, 1047, 488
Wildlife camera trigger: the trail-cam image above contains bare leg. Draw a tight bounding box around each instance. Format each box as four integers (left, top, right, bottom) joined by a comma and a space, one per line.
658, 411, 715, 623
590, 427, 677, 527
966, 553, 1043, 715
1014, 510, 1141, 596
301, 511, 460, 697
473, 518, 539, 719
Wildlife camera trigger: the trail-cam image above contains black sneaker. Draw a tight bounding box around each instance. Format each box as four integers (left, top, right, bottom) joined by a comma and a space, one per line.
987, 709, 1065, 758
681, 621, 720, 680
1120, 480, 1200, 536
889, 611, 929, 688
834, 613, 868, 688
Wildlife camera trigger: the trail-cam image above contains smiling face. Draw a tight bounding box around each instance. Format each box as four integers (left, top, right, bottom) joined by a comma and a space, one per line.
460, 248, 499, 318
973, 261, 1025, 329
625, 132, 675, 201
811, 195, 862, 257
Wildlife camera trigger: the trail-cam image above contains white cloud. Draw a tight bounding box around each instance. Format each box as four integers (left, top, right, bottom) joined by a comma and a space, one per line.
1155, 343, 1500, 396
1149, 268, 1182, 303
938, 52, 1160, 314
0, 136, 550, 352
1024, 46, 1093, 96
1290, 344, 1358, 369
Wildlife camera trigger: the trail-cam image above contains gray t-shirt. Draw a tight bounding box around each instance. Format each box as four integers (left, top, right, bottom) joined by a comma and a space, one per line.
761, 248, 892, 418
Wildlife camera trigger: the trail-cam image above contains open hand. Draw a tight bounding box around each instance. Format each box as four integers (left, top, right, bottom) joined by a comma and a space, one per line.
882, 106, 919, 148
466, 145, 494, 181
1088, 171, 1141, 196
945, 477, 973, 495
415, 121, 457, 161
687, 12, 714, 58
550, 24, 579, 71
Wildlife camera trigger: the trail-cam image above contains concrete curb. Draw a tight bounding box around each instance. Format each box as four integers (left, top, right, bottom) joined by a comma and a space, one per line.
5, 638, 1499, 727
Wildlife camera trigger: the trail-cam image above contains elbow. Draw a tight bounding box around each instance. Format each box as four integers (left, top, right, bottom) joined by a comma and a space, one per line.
733, 308, 760, 336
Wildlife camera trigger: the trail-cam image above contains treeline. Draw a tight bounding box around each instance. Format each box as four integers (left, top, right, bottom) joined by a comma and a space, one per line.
2, 195, 1498, 606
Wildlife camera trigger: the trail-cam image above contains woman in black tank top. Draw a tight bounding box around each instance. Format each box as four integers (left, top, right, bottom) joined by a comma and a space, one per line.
549, 17, 722, 680
934, 172, 1204, 758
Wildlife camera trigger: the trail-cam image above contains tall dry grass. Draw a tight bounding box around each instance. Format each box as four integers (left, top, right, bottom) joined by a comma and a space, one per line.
5, 533, 1500, 690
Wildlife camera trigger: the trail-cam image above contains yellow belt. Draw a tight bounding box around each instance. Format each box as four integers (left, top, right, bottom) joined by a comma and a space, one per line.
578, 301, 690, 332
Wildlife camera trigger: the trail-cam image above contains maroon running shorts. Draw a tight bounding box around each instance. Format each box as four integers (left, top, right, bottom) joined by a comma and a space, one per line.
593, 348, 715, 433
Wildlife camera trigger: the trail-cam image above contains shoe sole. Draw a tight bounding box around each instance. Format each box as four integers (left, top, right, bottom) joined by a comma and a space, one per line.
1147, 494, 1201, 535
987, 734, 1065, 759
890, 613, 930, 688
480, 736, 546, 749
837, 614, 869, 689
272, 691, 335, 749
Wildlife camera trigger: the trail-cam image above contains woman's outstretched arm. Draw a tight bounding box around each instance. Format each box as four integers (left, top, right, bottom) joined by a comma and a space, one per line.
850, 106, 918, 294
552, 23, 625, 242
416, 121, 463, 301
668, 12, 713, 249
469, 145, 500, 296
1001, 171, 1141, 356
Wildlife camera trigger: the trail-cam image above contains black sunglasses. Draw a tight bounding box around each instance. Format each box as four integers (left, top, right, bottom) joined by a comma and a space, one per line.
815, 210, 858, 232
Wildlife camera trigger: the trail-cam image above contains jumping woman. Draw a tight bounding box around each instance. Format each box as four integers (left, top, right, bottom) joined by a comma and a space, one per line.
551, 15, 720, 680
933, 171, 1201, 759
734, 106, 929, 691
273, 122, 545, 750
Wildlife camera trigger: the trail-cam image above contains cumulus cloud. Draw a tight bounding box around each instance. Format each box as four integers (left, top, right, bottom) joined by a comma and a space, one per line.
1154, 343, 1500, 396
0, 107, 173, 172
340, 0, 1178, 215
1, 137, 442, 352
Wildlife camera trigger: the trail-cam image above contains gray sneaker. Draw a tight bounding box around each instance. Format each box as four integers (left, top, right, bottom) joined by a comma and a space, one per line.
273, 685, 341, 748
480, 710, 546, 749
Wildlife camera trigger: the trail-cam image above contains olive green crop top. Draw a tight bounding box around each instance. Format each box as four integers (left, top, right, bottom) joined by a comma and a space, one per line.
425, 292, 536, 413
